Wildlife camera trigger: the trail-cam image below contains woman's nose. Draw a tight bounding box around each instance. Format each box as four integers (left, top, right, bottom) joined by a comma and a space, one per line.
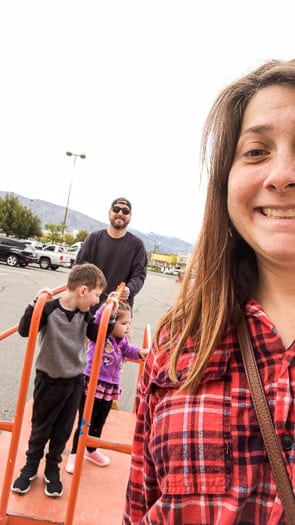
263, 152, 295, 192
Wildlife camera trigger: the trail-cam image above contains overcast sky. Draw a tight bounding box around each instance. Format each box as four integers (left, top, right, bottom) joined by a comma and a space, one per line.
1, 1, 294, 243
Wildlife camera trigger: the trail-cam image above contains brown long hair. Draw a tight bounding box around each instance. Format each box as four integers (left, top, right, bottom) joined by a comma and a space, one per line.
155, 59, 295, 394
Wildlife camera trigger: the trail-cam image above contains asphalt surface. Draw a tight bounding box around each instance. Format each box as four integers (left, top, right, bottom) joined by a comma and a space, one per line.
0, 265, 179, 420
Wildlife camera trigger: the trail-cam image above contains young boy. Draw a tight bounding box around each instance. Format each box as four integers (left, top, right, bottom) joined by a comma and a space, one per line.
11, 263, 110, 498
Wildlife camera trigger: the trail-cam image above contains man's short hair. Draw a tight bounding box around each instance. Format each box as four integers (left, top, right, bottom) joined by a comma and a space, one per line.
111, 197, 132, 211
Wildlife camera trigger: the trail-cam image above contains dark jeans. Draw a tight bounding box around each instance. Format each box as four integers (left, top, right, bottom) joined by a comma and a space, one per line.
24, 370, 84, 472
71, 392, 112, 454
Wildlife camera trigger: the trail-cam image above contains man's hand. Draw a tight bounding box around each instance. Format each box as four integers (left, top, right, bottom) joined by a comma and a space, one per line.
119, 286, 130, 302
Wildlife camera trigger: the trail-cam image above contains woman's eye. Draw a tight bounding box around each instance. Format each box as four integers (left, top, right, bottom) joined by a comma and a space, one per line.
245, 148, 267, 158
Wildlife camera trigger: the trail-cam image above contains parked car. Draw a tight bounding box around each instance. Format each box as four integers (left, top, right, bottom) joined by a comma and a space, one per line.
0, 237, 38, 267
22, 239, 44, 251
66, 242, 83, 267
162, 267, 180, 275
33, 243, 72, 270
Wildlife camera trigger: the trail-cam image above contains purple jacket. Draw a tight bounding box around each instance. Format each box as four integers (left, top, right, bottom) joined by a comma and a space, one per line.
84, 305, 142, 385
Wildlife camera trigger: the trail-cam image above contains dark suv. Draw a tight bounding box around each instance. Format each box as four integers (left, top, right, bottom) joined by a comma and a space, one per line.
0, 237, 38, 267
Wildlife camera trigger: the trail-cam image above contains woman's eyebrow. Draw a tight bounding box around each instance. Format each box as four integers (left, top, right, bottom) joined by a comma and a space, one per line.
240, 124, 273, 137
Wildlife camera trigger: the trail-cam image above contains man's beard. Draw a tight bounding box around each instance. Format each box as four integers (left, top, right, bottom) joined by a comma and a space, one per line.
110, 218, 130, 230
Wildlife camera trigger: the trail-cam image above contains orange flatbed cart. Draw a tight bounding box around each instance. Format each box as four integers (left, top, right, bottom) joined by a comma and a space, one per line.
0, 285, 149, 525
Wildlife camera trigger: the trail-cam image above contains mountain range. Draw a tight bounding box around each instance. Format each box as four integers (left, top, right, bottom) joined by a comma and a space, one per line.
1, 191, 194, 255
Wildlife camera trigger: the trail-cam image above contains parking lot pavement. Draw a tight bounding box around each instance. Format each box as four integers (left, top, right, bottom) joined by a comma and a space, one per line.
0, 265, 70, 421
0, 267, 179, 418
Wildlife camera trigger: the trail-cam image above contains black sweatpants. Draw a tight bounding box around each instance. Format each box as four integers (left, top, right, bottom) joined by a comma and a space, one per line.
24, 370, 84, 472
71, 391, 112, 454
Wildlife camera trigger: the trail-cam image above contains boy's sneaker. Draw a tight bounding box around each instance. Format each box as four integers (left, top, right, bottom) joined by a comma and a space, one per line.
11, 470, 37, 494
84, 449, 110, 467
65, 453, 76, 474
44, 470, 63, 497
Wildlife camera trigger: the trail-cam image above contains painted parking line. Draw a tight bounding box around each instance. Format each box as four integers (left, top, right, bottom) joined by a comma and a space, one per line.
0, 270, 28, 276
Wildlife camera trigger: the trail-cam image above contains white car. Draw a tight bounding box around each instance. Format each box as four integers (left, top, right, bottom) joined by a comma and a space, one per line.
163, 267, 180, 275
23, 240, 44, 251
66, 242, 83, 267
25, 242, 72, 270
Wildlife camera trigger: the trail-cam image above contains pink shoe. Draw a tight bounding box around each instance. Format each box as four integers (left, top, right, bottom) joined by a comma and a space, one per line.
84, 449, 110, 467
65, 453, 76, 474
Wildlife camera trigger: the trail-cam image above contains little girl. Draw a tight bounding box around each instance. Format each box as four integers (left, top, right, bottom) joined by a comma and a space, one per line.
66, 301, 148, 473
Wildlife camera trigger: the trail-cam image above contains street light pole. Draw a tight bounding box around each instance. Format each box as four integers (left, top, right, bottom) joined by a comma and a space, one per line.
150, 231, 160, 252
63, 151, 86, 232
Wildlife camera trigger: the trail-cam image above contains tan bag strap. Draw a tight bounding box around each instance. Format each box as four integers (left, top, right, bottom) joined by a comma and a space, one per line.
238, 316, 295, 525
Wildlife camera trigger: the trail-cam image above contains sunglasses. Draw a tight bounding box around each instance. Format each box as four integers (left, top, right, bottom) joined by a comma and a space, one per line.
112, 205, 130, 215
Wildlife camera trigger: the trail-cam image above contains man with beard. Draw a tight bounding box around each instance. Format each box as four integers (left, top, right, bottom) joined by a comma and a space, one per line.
76, 197, 147, 312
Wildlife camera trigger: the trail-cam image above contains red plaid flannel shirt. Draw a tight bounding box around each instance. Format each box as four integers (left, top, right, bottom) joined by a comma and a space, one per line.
123, 299, 295, 524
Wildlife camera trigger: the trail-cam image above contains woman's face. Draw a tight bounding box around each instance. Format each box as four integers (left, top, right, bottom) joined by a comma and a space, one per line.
228, 84, 295, 267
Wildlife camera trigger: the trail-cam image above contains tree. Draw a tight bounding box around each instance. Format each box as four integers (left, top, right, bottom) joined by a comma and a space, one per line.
44, 223, 64, 243
0, 193, 42, 238
75, 230, 88, 242
64, 233, 75, 246
170, 254, 178, 267
42, 226, 89, 246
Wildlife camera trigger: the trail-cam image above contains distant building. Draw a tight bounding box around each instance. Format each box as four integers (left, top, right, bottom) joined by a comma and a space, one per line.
177, 253, 191, 267
149, 252, 191, 270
